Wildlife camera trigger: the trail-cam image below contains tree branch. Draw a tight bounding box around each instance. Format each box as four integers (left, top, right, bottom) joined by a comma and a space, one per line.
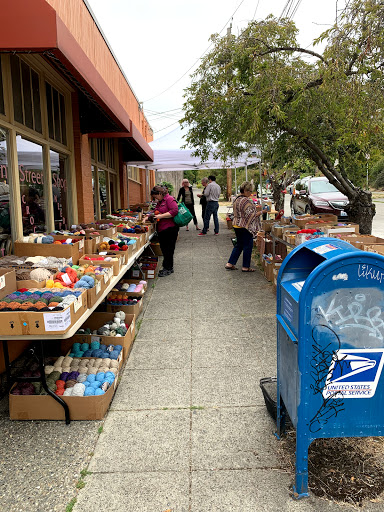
283, 126, 356, 197
253, 46, 328, 64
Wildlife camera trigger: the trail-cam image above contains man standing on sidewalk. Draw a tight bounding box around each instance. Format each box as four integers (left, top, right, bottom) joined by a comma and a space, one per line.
198, 175, 221, 236
197, 177, 208, 225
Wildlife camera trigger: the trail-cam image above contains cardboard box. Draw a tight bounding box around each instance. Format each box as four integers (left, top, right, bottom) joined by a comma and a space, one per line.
110, 279, 147, 297
85, 226, 116, 238
106, 299, 143, 318
79, 255, 122, 276
0, 269, 17, 299
331, 234, 382, 249
86, 274, 107, 308
325, 224, 359, 236
16, 279, 46, 290
14, 240, 83, 264
67, 312, 135, 360
366, 244, 384, 255
150, 242, 162, 256
0, 288, 88, 335
261, 220, 275, 232
9, 379, 116, 421
98, 248, 131, 265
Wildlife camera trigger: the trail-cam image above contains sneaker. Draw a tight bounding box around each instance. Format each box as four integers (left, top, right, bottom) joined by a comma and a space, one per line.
214, 233, 219, 235
170, 268, 174, 273
198, 232, 207, 236
158, 269, 172, 277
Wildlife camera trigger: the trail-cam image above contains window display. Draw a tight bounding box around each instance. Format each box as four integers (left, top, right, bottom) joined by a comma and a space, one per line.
17, 135, 46, 235
0, 128, 11, 239
98, 170, 107, 218
51, 150, 69, 230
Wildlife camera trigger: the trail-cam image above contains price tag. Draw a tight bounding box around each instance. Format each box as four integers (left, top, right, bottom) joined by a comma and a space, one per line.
0, 275, 5, 290
119, 258, 122, 269
132, 269, 140, 278
96, 236, 101, 244
99, 251, 107, 256
43, 308, 71, 331
108, 268, 113, 279
130, 322, 134, 333
73, 295, 82, 313
96, 281, 101, 295
91, 335, 101, 343
104, 272, 108, 284
62, 273, 72, 285
79, 239, 84, 249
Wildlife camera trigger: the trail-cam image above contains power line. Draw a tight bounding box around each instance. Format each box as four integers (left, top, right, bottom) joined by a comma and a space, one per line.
153, 120, 180, 133
252, 0, 260, 20
142, 0, 247, 103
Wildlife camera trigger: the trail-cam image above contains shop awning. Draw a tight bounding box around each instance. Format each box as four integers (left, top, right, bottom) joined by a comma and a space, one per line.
0, 0, 153, 162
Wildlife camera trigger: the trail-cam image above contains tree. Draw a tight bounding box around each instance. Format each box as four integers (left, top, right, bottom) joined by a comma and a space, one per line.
182, 0, 384, 233
183, 170, 198, 184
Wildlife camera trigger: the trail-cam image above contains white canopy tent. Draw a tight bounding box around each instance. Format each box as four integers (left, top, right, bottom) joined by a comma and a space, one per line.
127, 125, 260, 171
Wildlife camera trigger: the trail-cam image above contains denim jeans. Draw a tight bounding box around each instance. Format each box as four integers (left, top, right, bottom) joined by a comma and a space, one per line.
228, 228, 254, 268
202, 201, 219, 234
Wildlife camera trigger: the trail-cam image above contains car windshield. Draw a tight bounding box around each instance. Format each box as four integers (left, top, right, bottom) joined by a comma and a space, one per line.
310, 181, 339, 194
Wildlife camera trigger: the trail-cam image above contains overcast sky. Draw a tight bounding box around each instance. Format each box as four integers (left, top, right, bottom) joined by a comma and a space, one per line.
87, 0, 345, 139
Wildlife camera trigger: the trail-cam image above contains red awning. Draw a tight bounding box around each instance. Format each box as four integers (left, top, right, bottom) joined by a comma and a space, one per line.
0, 0, 153, 162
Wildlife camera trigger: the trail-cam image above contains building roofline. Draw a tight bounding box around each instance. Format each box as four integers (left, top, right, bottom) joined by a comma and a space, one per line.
82, 0, 152, 131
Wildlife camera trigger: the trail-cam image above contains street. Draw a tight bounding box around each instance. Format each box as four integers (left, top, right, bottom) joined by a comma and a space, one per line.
283, 194, 384, 237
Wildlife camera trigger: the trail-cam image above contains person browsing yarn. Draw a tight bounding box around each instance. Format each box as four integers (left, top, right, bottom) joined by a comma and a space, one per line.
176, 178, 200, 231
225, 181, 262, 272
144, 185, 179, 277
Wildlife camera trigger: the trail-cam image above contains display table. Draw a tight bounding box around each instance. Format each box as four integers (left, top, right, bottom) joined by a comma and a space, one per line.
268, 233, 295, 259
1, 233, 155, 424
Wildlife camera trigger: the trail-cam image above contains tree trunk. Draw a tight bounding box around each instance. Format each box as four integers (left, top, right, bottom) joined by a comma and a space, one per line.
345, 189, 375, 235
270, 183, 285, 212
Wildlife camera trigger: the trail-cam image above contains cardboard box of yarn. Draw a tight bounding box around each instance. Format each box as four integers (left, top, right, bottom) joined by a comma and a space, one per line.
63, 312, 135, 360
64, 338, 124, 369
14, 237, 83, 264
110, 278, 147, 297
9, 378, 116, 421
0, 287, 88, 335
79, 255, 121, 276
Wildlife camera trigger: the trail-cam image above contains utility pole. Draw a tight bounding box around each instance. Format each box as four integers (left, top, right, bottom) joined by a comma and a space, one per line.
245, 163, 248, 181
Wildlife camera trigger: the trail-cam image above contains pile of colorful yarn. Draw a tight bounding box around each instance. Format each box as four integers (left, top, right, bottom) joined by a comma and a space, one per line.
20, 234, 79, 245
0, 255, 70, 269
118, 281, 146, 293
82, 255, 118, 262
95, 223, 114, 231
69, 341, 122, 360
122, 225, 148, 234
76, 311, 128, 337
0, 289, 83, 312
107, 293, 141, 307
98, 240, 129, 252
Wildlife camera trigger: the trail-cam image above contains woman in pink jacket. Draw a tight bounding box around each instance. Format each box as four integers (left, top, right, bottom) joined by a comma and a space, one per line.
146, 185, 179, 277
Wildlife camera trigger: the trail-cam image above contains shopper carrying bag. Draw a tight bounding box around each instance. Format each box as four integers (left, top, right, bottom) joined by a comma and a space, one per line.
176, 179, 200, 230
144, 185, 179, 277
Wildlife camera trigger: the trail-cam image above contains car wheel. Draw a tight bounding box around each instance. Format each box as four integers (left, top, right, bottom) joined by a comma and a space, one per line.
305, 205, 311, 214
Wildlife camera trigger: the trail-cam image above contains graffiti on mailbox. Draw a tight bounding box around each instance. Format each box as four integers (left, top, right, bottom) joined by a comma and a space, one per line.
309, 324, 345, 433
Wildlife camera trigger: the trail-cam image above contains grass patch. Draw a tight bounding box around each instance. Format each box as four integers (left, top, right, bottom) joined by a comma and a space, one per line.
80, 469, 92, 478
66, 498, 77, 512
136, 318, 143, 332
98, 425, 103, 434
190, 405, 204, 410
76, 479, 86, 489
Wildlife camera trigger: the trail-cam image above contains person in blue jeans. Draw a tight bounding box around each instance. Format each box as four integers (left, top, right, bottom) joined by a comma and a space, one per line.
225, 181, 263, 272
198, 175, 221, 236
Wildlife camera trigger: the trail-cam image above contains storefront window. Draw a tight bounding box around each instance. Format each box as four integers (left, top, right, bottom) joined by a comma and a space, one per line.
92, 166, 97, 220
0, 128, 11, 236
110, 174, 117, 212
17, 135, 46, 235
46, 82, 67, 145
10, 55, 42, 133
51, 150, 68, 230
0, 58, 5, 115
98, 170, 107, 218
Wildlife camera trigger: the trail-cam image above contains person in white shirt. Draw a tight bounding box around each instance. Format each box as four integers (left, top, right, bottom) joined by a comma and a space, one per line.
198, 175, 221, 236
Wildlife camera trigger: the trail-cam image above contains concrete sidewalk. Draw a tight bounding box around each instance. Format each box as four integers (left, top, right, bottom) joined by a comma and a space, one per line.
72, 210, 356, 512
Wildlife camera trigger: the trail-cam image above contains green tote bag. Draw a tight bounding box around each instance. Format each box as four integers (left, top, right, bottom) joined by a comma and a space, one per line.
173, 202, 193, 227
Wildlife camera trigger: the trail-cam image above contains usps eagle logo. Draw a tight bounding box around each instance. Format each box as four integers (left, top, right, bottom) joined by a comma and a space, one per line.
323, 349, 384, 399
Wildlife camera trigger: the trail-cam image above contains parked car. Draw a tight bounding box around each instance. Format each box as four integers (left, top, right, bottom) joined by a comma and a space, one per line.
290, 177, 349, 217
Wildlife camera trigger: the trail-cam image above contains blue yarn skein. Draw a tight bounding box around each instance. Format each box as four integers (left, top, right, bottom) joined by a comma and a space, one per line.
84, 387, 95, 396
94, 388, 105, 395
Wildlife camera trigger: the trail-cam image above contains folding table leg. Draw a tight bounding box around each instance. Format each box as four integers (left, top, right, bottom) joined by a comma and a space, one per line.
36, 340, 71, 425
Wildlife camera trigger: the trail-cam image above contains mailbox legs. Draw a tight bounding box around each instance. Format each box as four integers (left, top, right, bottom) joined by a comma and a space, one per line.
293, 430, 310, 498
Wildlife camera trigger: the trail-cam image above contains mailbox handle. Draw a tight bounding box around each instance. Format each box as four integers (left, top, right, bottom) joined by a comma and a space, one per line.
276, 314, 298, 344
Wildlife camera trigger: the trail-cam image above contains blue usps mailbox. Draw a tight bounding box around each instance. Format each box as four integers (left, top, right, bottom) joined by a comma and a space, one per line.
276, 237, 384, 498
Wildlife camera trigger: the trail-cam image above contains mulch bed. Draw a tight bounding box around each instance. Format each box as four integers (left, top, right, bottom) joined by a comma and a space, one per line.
278, 430, 384, 506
